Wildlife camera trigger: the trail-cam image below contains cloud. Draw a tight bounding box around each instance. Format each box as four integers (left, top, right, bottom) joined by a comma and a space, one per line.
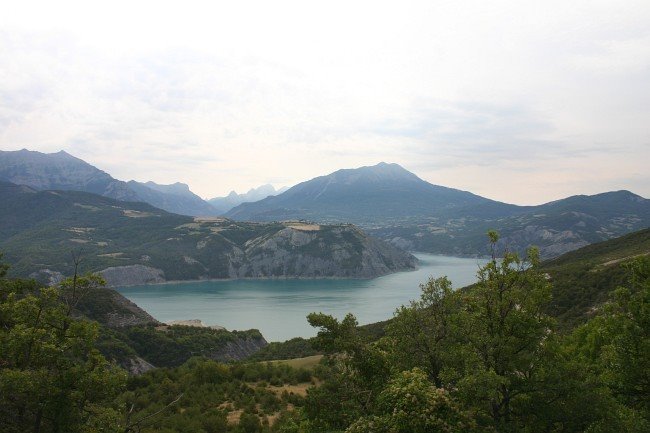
0, 1, 649, 203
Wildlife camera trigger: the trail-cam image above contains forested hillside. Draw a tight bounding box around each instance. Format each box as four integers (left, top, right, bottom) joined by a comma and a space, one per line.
1, 230, 648, 432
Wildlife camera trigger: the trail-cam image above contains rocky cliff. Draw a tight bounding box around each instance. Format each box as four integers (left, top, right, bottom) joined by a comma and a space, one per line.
95, 222, 418, 286
220, 223, 418, 280
205, 335, 269, 362
100, 265, 166, 287
72, 287, 159, 327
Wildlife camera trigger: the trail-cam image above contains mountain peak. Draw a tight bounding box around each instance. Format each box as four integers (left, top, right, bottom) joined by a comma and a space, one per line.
325, 162, 422, 185
143, 181, 191, 194
225, 162, 488, 222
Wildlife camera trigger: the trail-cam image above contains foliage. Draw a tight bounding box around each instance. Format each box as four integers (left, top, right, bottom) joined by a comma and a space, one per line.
569, 257, 650, 425
347, 368, 478, 433
246, 338, 320, 362
445, 243, 555, 429
541, 228, 650, 329
121, 358, 314, 433
299, 232, 650, 433
0, 266, 126, 433
385, 276, 458, 386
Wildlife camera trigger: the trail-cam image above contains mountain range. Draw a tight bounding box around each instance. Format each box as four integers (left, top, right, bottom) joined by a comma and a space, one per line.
1, 149, 648, 259
226, 162, 650, 257
0, 149, 221, 216
225, 162, 514, 223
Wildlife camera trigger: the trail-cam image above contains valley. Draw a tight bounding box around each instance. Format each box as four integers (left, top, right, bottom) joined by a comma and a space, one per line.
0, 149, 649, 433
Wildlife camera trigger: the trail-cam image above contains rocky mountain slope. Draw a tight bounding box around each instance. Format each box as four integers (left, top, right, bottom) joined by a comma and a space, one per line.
0, 149, 218, 216
0, 181, 417, 285
66, 284, 269, 372
0, 149, 139, 200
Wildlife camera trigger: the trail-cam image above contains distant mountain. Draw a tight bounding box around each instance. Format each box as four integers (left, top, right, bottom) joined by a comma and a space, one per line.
0, 181, 416, 284
127, 180, 218, 216
0, 149, 139, 200
225, 162, 511, 223
208, 184, 288, 213
225, 162, 649, 258
371, 190, 650, 258
0, 149, 218, 216
139, 181, 197, 197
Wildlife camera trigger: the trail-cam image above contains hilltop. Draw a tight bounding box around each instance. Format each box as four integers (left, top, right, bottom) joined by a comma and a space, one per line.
0, 181, 416, 284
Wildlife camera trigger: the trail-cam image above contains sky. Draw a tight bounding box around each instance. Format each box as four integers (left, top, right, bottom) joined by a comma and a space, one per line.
1, 0, 649, 204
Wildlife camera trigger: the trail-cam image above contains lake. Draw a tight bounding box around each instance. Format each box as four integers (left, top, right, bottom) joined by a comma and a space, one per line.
117, 253, 489, 342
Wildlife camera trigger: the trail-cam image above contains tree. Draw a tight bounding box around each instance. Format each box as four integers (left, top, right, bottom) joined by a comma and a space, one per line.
346, 368, 478, 433
385, 276, 460, 386
0, 258, 126, 433
566, 256, 650, 432
304, 313, 391, 432
445, 233, 555, 431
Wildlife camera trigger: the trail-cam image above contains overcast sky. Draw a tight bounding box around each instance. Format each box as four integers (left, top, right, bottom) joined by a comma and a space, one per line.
1, 0, 649, 204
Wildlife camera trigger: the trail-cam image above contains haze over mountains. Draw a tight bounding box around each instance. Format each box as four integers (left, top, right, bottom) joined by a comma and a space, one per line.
1, 148, 648, 259
208, 184, 289, 214
0, 149, 289, 217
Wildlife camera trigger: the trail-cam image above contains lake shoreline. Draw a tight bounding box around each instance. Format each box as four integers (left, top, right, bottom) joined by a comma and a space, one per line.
115, 264, 421, 288
114, 251, 491, 289
116, 253, 490, 341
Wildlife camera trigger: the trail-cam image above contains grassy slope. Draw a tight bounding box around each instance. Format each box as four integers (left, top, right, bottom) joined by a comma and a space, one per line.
541, 227, 650, 329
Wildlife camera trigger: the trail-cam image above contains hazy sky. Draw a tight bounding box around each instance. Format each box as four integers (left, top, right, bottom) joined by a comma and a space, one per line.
1, 0, 649, 204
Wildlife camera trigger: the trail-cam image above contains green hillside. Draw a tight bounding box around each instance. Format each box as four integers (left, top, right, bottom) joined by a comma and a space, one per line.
541, 228, 650, 328
0, 181, 416, 283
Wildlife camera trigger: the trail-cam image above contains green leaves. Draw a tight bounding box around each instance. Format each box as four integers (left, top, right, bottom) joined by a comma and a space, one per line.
305, 232, 566, 432
347, 369, 477, 433
0, 270, 126, 433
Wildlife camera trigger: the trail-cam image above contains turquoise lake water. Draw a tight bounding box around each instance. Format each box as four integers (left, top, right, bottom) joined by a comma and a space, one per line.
117, 254, 489, 342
